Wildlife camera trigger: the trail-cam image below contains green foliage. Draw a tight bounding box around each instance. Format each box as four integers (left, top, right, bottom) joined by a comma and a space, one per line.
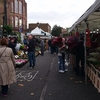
87, 57, 98, 65
11, 32, 17, 35
96, 47, 100, 52
90, 52, 99, 58
51, 25, 62, 36
16, 32, 21, 43
20, 44, 24, 49
3, 25, 13, 35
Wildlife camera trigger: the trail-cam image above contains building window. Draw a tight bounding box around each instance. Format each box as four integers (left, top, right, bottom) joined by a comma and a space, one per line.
11, 2, 14, 12
15, 0, 18, 13
23, 6, 25, 15
23, 19, 25, 29
19, 18, 22, 32
15, 16, 18, 27
12, 16, 14, 27
19, 18, 22, 27
19, 1, 22, 14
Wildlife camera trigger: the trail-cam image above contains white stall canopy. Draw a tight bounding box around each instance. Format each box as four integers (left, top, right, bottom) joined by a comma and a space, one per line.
31, 27, 46, 36
68, 0, 100, 33
46, 32, 52, 36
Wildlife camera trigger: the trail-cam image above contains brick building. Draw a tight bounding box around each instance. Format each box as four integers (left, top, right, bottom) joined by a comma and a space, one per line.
0, 0, 27, 33
29, 23, 51, 33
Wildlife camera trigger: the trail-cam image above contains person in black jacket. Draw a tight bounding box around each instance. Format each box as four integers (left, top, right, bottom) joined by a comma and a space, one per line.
75, 36, 85, 76
8, 37, 17, 55
27, 34, 36, 69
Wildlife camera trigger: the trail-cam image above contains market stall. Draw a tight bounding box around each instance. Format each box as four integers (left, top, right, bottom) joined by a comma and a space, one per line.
15, 43, 40, 68
31, 27, 46, 36
68, 0, 100, 92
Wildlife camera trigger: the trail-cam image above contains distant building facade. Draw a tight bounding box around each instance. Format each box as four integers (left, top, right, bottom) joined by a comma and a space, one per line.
29, 23, 51, 33
60, 28, 68, 36
0, 0, 27, 33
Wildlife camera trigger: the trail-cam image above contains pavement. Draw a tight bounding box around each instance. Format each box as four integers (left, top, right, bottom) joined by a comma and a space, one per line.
0, 50, 100, 100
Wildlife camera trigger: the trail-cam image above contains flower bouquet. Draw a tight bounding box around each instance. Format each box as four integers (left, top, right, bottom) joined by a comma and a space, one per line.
15, 59, 28, 68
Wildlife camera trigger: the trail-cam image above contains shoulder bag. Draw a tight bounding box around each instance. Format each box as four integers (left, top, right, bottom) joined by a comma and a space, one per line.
0, 47, 7, 58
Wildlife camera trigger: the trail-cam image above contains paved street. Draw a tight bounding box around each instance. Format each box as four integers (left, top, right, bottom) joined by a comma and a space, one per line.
0, 51, 100, 100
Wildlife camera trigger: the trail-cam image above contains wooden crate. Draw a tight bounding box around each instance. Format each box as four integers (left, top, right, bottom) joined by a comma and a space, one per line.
96, 70, 100, 93
88, 64, 100, 93
87, 67, 92, 79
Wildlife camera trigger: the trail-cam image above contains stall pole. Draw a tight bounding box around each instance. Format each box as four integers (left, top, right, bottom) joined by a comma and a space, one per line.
84, 20, 88, 84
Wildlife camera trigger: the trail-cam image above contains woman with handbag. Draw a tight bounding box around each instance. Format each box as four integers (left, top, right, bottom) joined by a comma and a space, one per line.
0, 38, 16, 97
58, 37, 68, 73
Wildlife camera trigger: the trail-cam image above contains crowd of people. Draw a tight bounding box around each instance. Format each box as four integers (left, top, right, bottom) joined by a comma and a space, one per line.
0, 34, 44, 96
47, 35, 85, 75
0, 33, 85, 97
67, 35, 85, 76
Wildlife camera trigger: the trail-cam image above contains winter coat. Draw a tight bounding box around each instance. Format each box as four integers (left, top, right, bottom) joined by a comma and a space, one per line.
0, 46, 16, 85
27, 38, 36, 52
8, 41, 17, 55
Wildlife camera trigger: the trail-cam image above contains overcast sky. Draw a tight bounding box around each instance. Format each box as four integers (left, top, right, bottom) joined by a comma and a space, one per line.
25, 0, 96, 29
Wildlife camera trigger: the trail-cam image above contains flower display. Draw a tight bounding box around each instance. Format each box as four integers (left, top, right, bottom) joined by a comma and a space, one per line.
87, 51, 100, 70
15, 59, 28, 68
